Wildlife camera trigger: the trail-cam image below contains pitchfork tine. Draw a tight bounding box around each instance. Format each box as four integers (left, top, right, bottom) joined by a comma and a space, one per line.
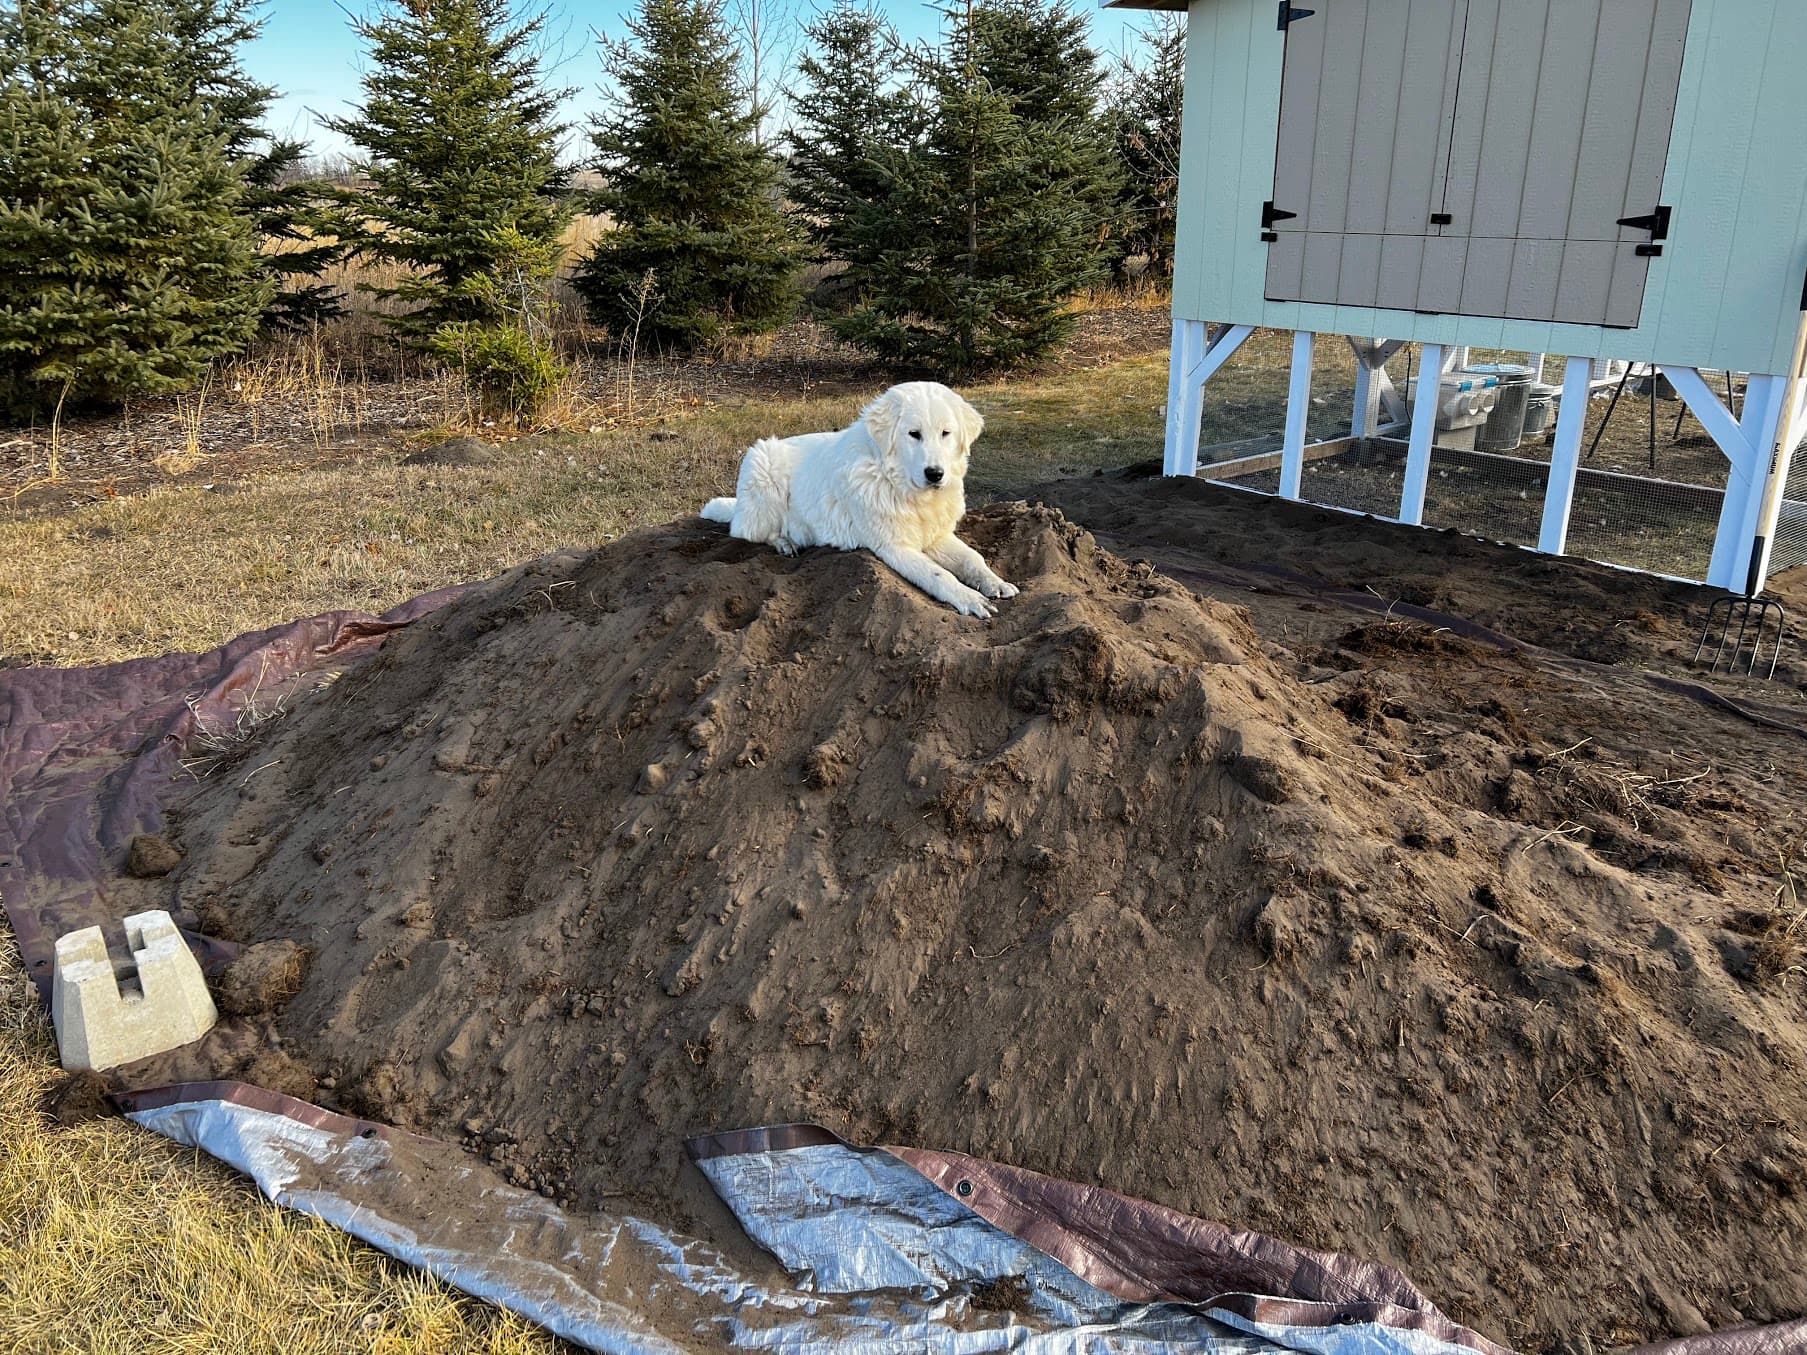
1731, 606, 1756, 673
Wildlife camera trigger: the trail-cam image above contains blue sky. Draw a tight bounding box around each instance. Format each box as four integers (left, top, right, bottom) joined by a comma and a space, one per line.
244, 0, 1168, 161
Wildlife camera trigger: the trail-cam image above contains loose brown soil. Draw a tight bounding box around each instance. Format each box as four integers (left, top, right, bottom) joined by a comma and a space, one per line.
143, 489, 1807, 1353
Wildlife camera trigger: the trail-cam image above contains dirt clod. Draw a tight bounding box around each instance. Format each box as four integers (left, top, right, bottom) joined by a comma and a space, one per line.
237, 1049, 318, 1101
214, 939, 312, 1016
1227, 752, 1293, 805
125, 833, 182, 878
968, 1274, 1033, 1313
802, 742, 848, 789
43, 1069, 117, 1126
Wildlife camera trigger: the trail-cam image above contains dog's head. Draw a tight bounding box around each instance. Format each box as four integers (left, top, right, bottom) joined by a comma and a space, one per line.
861, 382, 984, 493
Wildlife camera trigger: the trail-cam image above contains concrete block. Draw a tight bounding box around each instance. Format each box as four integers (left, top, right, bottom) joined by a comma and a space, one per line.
51, 911, 219, 1072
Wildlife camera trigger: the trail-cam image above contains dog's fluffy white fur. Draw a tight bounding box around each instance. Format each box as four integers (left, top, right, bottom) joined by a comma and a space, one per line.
700, 381, 1018, 618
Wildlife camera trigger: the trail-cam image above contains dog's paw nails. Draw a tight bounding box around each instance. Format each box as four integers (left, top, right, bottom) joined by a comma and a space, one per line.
988, 580, 1019, 599
953, 594, 993, 618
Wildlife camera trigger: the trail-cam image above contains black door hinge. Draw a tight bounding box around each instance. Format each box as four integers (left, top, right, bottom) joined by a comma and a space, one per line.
1636, 244, 1664, 258
1278, 3, 1315, 29
1261, 200, 1298, 242
1617, 205, 1672, 240
1429, 212, 1453, 226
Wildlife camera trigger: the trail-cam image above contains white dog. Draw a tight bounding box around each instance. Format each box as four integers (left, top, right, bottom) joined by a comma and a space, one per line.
700, 382, 1018, 618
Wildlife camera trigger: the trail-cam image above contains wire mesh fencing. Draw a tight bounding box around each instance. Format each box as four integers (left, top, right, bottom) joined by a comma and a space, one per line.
1184, 333, 1734, 584
1770, 441, 1807, 577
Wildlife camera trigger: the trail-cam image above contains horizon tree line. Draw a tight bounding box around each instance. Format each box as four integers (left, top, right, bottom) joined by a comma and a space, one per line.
0, 0, 1185, 422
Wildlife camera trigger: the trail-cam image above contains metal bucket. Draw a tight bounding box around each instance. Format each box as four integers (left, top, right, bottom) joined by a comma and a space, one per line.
1466, 363, 1534, 452
1523, 384, 1558, 437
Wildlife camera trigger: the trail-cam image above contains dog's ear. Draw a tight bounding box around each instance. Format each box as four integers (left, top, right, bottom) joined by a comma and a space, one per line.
954, 393, 984, 453
861, 388, 903, 460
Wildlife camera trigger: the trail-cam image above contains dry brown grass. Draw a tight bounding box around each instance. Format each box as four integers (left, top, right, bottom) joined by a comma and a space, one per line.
0, 352, 1169, 1351
0, 356, 1168, 666
0, 930, 563, 1354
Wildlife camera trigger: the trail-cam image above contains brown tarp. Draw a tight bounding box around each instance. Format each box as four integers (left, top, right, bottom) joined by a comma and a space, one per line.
1, 579, 1798, 1354
1, 588, 464, 1000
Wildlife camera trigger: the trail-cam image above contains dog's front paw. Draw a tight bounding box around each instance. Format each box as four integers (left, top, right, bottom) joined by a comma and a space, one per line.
950, 589, 997, 619
771, 535, 799, 557
981, 578, 1018, 599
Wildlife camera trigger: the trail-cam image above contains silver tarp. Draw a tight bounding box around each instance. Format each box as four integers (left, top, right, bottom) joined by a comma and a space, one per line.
127, 1086, 1496, 1354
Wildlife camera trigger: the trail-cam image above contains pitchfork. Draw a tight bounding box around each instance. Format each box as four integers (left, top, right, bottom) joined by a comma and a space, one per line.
1695, 592, 1786, 679
1694, 280, 1806, 681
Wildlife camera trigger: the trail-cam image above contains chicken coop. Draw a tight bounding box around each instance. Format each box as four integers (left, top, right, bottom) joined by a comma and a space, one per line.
1111, 0, 1807, 590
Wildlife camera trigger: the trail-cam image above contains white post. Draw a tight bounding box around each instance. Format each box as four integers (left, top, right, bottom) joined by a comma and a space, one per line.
1398, 342, 1444, 525
1163, 322, 1256, 477
1349, 339, 1405, 437
1278, 330, 1314, 500
1164, 319, 1206, 477
1529, 353, 1548, 383
1353, 352, 1379, 438
1662, 365, 1748, 459
1662, 364, 1784, 589
1723, 374, 1792, 590
1537, 356, 1594, 555
1375, 366, 1409, 426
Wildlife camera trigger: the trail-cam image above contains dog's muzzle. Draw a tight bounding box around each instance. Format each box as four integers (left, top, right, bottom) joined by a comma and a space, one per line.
923, 467, 945, 486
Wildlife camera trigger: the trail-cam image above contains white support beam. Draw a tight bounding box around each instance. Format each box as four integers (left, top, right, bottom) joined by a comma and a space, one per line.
1537, 357, 1595, 555
1714, 374, 1792, 591
1375, 366, 1409, 425
1163, 321, 1255, 477
1398, 343, 1444, 525
1348, 339, 1407, 438
1278, 330, 1315, 500
1661, 365, 1749, 465
1352, 347, 1381, 439
1193, 324, 1256, 389
1663, 363, 1768, 588
1163, 319, 1205, 477
1661, 364, 1785, 590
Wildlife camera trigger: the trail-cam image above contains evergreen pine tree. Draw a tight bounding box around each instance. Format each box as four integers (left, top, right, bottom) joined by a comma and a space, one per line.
1108, 15, 1184, 282
161, 0, 346, 328
240, 138, 348, 331
786, 2, 908, 270
973, 0, 1123, 254
574, 0, 803, 351
326, 0, 572, 345
833, 0, 1120, 375
0, 0, 269, 418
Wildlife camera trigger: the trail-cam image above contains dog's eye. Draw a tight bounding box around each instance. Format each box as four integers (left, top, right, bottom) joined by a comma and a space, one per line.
908, 430, 921, 440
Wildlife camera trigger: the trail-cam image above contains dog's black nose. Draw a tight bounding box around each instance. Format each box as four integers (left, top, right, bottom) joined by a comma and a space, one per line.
924, 466, 944, 484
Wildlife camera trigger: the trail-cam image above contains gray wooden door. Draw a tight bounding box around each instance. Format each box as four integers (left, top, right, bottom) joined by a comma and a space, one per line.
1265, 0, 1693, 328
1265, 0, 1467, 310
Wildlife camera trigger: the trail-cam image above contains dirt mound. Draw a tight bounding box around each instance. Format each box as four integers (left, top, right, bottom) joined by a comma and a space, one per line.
167, 505, 1807, 1351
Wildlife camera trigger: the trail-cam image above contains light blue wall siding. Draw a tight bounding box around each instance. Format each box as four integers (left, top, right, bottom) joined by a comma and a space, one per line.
1172, 0, 1807, 375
